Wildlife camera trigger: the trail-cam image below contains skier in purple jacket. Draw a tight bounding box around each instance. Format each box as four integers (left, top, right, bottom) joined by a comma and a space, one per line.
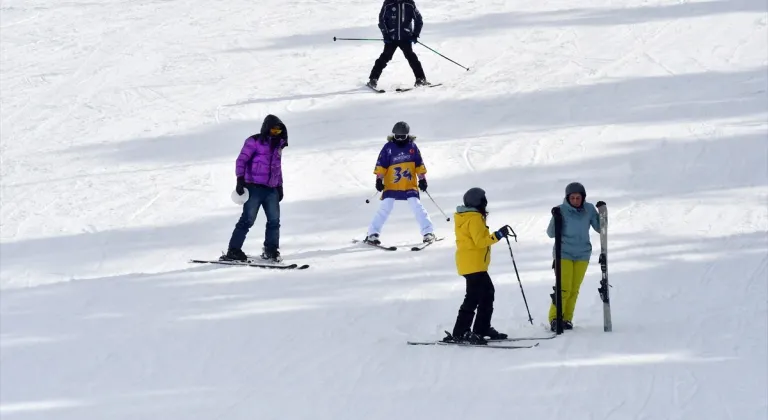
221, 114, 288, 263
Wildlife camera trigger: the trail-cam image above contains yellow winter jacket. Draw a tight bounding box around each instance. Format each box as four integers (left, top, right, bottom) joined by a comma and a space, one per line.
454, 206, 500, 275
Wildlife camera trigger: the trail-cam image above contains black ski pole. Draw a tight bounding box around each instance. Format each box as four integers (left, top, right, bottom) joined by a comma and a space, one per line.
415, 41, 470, 71
334, 37, 383, 42
424, 190, 451, 221
365, 191, 380, 203
504, 228, 533, 325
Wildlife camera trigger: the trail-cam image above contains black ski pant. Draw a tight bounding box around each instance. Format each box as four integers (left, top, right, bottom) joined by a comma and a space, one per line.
369, 40, 426, 80
452, 271, 495, 337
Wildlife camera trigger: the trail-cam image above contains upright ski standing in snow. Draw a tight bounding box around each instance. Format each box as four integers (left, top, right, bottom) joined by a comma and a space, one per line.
597, 203, 611, 332
551, 206, 565, 335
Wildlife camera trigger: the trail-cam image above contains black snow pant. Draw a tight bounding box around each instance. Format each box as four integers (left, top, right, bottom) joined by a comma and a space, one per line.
369, 40, 426, 81
452, 271, 495, 337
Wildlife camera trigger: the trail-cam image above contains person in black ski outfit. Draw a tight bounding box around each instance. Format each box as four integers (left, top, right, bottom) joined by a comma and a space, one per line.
367, 0, 431, 89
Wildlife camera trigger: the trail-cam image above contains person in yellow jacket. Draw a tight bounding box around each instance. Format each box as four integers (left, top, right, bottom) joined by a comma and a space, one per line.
443, 187, 513, 345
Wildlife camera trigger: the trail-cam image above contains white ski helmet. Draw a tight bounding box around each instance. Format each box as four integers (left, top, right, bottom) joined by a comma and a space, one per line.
231, 188, 249, 205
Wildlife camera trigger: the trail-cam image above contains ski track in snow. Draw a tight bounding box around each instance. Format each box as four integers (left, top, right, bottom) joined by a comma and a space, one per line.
1, 0, 768, 418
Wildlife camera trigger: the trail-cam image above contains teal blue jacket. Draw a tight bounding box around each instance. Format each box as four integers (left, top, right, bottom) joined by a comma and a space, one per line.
547, 198, 601, 261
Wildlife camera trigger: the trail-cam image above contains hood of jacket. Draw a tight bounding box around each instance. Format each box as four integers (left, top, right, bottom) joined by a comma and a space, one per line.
454, 205, 485, 226
455, 205, 481, 214
259, 114, 288, 147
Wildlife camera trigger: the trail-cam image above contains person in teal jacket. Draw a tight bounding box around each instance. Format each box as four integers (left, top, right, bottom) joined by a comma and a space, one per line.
546, 182, 605, 331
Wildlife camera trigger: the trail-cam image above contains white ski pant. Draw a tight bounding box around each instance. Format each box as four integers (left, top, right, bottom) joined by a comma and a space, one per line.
368, 197, 434, 236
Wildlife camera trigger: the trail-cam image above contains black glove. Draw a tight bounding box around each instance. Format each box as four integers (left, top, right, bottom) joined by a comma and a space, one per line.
495, 225, 512, 239
236, 176, 245, 195
418, 178, 427, 192
376, 178, 384, 192
596, 200, 606, 208
411, 34, 419, 44
277, 186, 284, 202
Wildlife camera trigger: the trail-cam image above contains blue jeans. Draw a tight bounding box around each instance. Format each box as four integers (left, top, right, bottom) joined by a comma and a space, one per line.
228, 185, 280, 252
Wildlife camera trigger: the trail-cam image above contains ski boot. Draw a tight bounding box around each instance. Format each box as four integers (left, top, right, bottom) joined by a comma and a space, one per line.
366, 78, 378, 89
414, 78, 431, 87
475, 326, 508, 340
260, 247, 283, 263
220, 248, 247, 262
549, 319, 572, 332
422, 232, 436, 243
443, 330, 487, 345
364, 233, 381, 245
459, 330, 487, 345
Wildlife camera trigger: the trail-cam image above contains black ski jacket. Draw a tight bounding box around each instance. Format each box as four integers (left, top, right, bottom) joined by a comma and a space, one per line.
378, 0, 423, 42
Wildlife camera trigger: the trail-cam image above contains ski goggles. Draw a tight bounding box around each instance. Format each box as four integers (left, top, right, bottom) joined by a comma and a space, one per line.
393, 134, 408, 141
269, 126, 283, 136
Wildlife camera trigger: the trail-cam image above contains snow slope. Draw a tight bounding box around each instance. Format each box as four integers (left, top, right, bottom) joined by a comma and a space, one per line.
1, 0, 767, 418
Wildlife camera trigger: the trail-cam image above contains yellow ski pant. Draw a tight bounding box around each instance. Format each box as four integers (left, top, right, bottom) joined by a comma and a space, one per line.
549, 259, 589, 322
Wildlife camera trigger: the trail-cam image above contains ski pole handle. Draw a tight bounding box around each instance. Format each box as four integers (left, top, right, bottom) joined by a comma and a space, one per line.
504, 225, 518, 242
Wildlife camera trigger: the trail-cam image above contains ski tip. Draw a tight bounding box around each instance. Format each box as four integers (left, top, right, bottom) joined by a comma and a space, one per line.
410, 237, 443, 251
395, 83, 442, 93
406, 341, 437, 345
353, 238, 397, 250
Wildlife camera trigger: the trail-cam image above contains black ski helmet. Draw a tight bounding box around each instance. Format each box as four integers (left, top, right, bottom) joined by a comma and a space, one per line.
565, 182, 586, 198
392, 121, 410, 143
463, 187, 488, 210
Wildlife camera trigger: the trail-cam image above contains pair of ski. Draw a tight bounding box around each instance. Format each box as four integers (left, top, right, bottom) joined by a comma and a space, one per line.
352, 236, 444, 251
189, 233, 447, 268
407, 331, 557, 349
189, 254, 309, 270
366, 83, 442, 94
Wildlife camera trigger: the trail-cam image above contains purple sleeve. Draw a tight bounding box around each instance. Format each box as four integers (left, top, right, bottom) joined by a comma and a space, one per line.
235, 137, 257, 177
413, 144, 426, 178
413, 144, 425, 167
374, 143, 391, 172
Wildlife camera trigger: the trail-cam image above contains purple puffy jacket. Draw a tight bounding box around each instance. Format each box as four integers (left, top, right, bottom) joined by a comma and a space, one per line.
235, 114, 288, 187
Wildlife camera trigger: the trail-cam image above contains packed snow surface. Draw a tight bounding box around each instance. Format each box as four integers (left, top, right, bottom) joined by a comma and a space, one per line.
1, 0, 766, 418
